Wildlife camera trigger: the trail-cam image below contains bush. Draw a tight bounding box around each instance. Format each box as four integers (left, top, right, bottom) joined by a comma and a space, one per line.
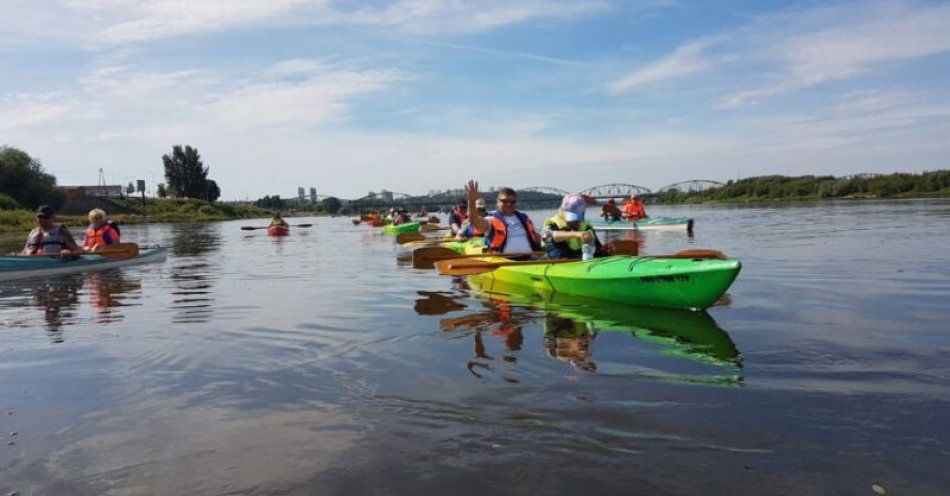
0, 193, 20, 210
197, 205, 215, 215
178, 203, 197, 213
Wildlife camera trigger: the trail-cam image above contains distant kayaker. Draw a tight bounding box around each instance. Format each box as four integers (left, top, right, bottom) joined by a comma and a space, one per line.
22, 205, 82, 256
83, 208, 121, 252
600, 198, 622, 222
542, 193, 607, 259
448, 202, 468, 237
455, 198, 488, 240
621, 193, 648, 221
269, 212, 288, 227
393, 210, 412, 225
464, 180, 542, 255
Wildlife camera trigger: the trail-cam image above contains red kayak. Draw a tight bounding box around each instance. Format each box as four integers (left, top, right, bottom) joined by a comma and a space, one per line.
266, 225, 290, 236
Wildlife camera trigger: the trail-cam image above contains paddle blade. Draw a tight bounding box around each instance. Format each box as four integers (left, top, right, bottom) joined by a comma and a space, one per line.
672, 249, 727, 260
240, 226, 263, 230
91, 242, 139, 260
421, 224, 446, 233
351, 219, 361, 225
435, 259, 497, 276
396, 233, 427, 244
605, 240, 639, 256
295, 223, 313, 228
412, 247, 462, 269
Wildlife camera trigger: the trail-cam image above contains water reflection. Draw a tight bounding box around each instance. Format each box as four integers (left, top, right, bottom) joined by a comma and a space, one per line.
30, 276, 83, 343
86, 270, 142, 324
416, 277, 742, 385
168, 224, 221, 324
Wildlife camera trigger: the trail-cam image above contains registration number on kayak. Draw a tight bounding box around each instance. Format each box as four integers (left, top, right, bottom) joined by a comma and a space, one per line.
639, 274, 690, 283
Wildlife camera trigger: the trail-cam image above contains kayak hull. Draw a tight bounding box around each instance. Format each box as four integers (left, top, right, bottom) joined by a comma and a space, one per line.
594, 217, 694, 233
383, 222, 421, 234
467, 255, 740, 311
0, 248, 168, 282
267, 225, 290, 236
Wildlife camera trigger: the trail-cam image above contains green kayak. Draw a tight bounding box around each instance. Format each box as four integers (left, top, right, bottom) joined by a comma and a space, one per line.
383, 222, 421, 234
0, 247, 168, 282
466, 255, 740, 310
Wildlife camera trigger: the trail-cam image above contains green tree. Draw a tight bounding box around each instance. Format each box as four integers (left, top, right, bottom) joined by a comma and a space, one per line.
256, 195, 286, 210
0, 146, 65, 210
156, 183, 168, 198
163, 145, 211, 199
205, 179, 221, 203
321, 196, 342, 214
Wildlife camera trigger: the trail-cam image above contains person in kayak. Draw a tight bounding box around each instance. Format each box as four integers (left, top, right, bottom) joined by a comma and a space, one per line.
455, 198, 488, 240
83, 208, 121, 252
542, 193, 608, 259
464, 180, 542, 255
622, 193, 648, 221
448, 202, 468, 237
269, 212, 288, 228
600, 198, 622, 222
22, 205, 82, 256
393, 210, 412, 225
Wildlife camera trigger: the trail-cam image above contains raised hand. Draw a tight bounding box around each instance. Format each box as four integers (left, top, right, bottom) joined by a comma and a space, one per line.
464, 179, 481, 203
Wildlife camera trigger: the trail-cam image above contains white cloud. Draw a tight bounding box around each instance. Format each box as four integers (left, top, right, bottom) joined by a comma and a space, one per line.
609, 39, 715, 94
718, 1, 950, 107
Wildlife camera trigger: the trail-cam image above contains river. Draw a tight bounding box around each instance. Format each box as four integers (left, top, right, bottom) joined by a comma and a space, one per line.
1, 200, 948, 495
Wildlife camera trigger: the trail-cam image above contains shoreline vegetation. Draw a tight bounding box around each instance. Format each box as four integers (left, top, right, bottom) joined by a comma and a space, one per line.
653, 170, 950, 204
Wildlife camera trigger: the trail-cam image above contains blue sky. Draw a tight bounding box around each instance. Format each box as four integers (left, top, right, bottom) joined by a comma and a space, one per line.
2, 0, 949, 200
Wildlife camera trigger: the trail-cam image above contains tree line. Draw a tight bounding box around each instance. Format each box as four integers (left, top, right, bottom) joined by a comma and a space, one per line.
0, 144, 222, 211
655, 171, 950, 203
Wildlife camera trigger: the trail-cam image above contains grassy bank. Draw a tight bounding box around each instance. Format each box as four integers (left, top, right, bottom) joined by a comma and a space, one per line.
0, 198, 268, 233
653, 171, 950, 205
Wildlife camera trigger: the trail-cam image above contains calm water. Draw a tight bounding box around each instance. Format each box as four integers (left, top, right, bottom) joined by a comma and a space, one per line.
1, 200, 949, 495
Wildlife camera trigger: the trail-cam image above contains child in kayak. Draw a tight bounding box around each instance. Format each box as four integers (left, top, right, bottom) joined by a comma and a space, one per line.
542, 193, 607, 260
22, 205, 82, 256
83, 208, 121, 252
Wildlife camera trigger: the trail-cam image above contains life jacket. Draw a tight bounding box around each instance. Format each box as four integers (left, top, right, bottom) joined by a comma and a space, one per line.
543, 216, 594, 253
485, 211, 541, 253
84, 222, 120, 249
449, 207, 468, 227
623, 200, 646, 220
461, 223, 484, 238
27, 224, 69, 254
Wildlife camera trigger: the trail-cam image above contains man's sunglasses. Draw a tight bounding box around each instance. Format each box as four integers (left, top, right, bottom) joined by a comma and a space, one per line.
497, 198, 517, 204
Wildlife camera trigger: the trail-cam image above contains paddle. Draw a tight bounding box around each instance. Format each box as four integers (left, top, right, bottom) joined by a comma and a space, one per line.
421, 224, 449, 233
436, 249, 729, 276
413, 248, 542, 269
240, 223, 313, 230
395, 232, 453, 244
351, 219, 361, 225
30, 243, 140, 260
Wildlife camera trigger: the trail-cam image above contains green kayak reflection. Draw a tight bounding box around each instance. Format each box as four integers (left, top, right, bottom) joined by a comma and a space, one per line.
415, 278, 742, 386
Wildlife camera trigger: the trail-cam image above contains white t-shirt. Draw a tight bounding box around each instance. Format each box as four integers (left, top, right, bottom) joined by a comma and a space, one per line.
501, 214, 532, 254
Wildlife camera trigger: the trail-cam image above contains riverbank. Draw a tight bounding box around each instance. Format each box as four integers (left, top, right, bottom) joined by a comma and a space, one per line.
653, 188, 950, 205
0, 198, 270, 234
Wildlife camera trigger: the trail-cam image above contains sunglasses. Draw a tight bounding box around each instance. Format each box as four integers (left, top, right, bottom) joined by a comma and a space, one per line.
497, 198, 517, 204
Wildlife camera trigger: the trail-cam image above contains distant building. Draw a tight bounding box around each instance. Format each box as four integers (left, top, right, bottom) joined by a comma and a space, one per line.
60, 185, 124, 198
309, 187, 317, 203
298, 187, 305, 201
380, 189, 394, 202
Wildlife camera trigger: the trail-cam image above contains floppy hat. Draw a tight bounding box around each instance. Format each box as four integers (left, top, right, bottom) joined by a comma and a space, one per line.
560, 194, 587, 222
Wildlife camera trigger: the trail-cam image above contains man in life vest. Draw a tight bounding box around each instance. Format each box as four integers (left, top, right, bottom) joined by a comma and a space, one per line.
542, 193, 608, 259
22, 205, 81, 256
464, 180, 541, 256
455, 198, 488, 240
269, 212, 288, 227
622, 193, 648, 221
600, 197, 622, 222
448, 202, 468, 237
83, 208, 120, 252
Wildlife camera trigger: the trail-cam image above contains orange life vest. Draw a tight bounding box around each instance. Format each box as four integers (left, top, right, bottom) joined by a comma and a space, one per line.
623, 200, 646, 220
84, 223, 120, 249
485, 211, 542, 253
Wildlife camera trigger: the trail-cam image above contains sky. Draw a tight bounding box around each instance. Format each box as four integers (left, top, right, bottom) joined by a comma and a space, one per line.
2, 0, 949, 200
